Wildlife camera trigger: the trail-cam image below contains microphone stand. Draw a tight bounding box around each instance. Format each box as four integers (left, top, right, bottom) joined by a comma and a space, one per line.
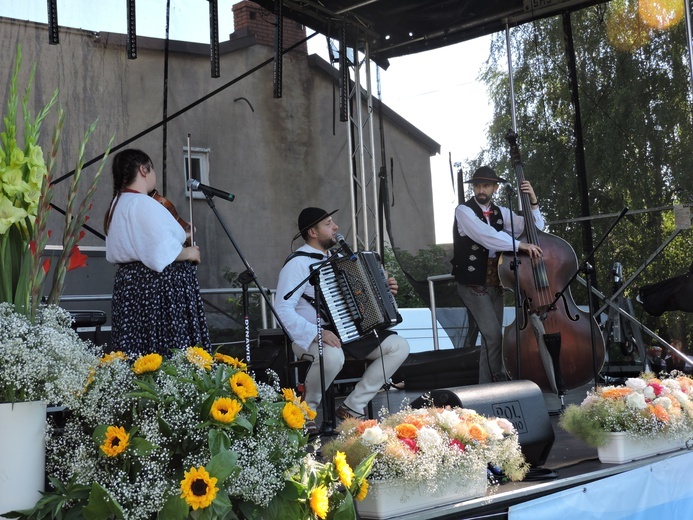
283, 245, 350, 435
504, 182, 524, 380
199, 193, 294, 365
550, 207, 629, 391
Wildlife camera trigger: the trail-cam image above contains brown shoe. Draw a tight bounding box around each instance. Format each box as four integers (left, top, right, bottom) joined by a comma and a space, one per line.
336, 404, 364, 421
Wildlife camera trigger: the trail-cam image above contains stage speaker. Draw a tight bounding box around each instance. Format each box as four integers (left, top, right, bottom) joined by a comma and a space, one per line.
411, 380, 554, 467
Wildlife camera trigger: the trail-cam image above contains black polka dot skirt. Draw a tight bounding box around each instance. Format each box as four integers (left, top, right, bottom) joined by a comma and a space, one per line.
111, 261, 211, 357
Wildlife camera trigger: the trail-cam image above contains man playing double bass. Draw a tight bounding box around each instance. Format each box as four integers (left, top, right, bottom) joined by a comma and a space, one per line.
451, 166, 544, 384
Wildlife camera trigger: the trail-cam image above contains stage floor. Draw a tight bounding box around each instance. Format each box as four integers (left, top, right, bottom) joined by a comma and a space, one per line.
316, 381, 693, 519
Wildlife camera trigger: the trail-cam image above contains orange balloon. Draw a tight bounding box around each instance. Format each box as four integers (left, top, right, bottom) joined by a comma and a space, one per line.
638, 0, 685, 30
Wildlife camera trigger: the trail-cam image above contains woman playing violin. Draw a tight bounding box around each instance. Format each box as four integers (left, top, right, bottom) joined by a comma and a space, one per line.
103, 148, 210, 357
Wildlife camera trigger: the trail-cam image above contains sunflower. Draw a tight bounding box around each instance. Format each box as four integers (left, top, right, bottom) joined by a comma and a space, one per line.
282, 401, 306, 429
100, 351, 127, 365
186, 346, 213, 370
180, 466, 219, 510
333, 451, 354, 488
300, 400, 318, 420
282, 387, 298, 401
355, 480, 369, 501
100, 425, 130, 457
132, 353, 163, 374
309, 484, 329, 520
210, 396, 243, 424
229, 371, 258, 402
214, 353, 248, 371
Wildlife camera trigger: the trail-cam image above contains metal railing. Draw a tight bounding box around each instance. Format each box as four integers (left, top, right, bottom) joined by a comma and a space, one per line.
60, 287, 278, 330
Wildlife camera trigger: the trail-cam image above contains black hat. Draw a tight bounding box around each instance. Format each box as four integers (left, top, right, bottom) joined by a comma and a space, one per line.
294, 207, 338, 241
464, 166, 506, 184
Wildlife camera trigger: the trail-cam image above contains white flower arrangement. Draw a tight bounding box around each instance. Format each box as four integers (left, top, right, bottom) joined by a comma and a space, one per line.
322, 404, 529, 496
559, 373, 693, 447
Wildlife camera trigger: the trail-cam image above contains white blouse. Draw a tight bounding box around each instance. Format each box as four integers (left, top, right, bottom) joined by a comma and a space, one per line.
105, 192, 186, 272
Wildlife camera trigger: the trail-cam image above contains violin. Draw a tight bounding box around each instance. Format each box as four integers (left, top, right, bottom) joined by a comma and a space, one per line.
150, 189, 192, 247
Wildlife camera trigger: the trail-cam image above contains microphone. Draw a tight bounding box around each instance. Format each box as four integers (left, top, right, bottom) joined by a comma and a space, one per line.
501, 181, 516, 194
335, 234, 357, 260
187, 179, 235, 201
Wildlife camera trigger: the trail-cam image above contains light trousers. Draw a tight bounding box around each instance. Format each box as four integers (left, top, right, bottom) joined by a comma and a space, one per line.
292, 333, 410, 415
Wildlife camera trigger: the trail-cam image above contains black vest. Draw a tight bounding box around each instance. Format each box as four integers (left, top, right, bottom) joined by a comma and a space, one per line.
451, 199, 505, 285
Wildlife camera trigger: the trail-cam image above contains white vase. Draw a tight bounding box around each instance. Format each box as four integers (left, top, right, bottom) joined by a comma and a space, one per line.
356, 470, 487, 519
0, 401, 47, 519
597, 431, 686, 464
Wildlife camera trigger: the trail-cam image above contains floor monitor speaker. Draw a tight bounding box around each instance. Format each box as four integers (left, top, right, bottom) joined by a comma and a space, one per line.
411, 380, 554, 467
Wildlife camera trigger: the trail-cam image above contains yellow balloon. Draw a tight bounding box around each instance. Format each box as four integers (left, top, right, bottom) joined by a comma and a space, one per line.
638, 0, 685, 30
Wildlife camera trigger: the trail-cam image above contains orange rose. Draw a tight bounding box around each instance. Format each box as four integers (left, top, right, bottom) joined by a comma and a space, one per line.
601, 387, 633, 399
395, 423, 418, 439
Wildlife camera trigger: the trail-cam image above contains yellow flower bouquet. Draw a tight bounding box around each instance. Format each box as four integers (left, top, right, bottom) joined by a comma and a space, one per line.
15, 347, 371, 520
559, 373, 693, 447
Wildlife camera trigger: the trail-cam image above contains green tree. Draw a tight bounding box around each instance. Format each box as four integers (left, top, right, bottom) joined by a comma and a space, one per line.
475, 3, 693, 346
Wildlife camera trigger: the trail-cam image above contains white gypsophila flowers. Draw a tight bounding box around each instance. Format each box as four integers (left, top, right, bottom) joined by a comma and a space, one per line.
0, 303, 100, 406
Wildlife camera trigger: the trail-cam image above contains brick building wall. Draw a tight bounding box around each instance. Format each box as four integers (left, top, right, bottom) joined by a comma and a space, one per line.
232, 0, 308, 53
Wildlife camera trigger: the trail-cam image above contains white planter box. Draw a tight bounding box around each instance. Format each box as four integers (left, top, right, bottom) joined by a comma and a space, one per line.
597, 431, 685, 464
356, 470, 487, 519
0, 401, 46, 519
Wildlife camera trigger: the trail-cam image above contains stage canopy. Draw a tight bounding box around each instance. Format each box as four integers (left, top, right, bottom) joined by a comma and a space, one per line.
251, 0, 612, 66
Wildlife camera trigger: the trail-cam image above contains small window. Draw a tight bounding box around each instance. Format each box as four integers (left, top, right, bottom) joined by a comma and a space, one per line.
184, 147, 210, 199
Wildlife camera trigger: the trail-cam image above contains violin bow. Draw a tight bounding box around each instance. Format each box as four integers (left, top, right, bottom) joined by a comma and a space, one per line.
186, 133, 195, 246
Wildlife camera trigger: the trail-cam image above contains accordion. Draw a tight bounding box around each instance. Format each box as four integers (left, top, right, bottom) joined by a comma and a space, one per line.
316, 251, 401, 344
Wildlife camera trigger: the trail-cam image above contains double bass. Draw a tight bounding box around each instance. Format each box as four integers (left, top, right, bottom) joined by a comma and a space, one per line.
499, 131, 605, 394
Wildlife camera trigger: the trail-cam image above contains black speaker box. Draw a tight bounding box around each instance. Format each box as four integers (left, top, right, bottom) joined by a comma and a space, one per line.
411, 380, 554, 467
249, 329, 289, 387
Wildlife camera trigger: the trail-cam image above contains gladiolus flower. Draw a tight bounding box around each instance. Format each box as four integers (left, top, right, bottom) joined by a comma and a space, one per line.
66, 245, 88, 271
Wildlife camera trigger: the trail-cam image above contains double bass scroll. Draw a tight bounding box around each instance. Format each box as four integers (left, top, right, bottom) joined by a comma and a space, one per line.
499, 131, 605, 394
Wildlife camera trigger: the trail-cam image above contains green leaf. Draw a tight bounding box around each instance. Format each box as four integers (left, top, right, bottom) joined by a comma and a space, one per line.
200, 393, 216, 421
209, 428, 231, 454
331, 491, 356, 520
207, 448, 238, 483
158, 412, 174, 437
158, 495, 189, 520
82, 482, 125, 520
92, 424, 108, 445
129, 436, 156, 456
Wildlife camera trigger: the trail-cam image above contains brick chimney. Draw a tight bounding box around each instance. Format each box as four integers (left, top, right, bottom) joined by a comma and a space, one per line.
232, 1, 307, 54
